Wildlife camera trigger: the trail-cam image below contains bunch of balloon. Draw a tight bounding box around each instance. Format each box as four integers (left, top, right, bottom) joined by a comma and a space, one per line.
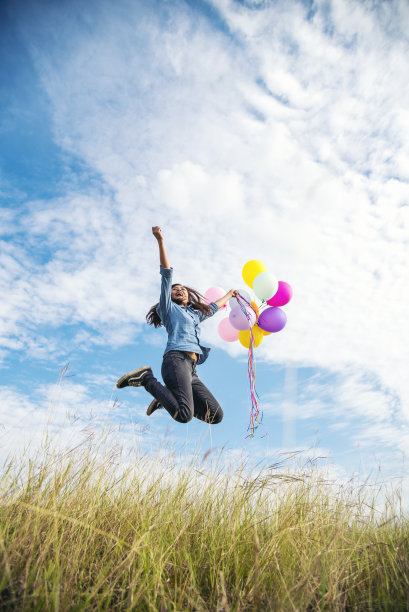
217, 260, 293, 349
215, 260, 293, 438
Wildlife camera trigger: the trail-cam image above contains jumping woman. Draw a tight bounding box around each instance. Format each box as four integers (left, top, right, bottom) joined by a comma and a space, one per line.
116, 226, 238, 424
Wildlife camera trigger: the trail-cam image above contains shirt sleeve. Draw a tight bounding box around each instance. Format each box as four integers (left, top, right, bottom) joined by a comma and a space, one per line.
156, 266, 173, 324
196, 302, 219, 323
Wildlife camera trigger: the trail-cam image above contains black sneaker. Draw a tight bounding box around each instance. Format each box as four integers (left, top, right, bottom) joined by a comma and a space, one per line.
116, 366, 152, 389
147, 399, 162, 416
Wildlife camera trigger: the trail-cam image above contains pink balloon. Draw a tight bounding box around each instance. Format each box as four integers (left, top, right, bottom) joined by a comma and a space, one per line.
218, 318, 240, 342
204, 286, 226, 309
267, 281, 293, 307
229, 305, 257, 331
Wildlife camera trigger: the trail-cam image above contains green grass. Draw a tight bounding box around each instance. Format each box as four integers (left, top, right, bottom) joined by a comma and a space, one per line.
1, 434, 408, 611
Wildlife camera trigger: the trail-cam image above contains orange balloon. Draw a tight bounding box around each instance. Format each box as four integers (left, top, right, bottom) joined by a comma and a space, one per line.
250, 301, 259, 319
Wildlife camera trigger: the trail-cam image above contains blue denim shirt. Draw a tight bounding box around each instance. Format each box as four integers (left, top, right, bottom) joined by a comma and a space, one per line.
155, 266, 219, 365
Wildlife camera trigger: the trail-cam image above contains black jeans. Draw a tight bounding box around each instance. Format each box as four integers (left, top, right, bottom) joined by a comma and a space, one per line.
143, 350, 223, 424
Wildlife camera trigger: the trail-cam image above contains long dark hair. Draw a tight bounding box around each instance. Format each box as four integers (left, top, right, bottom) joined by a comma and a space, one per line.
146, 284, 213, 328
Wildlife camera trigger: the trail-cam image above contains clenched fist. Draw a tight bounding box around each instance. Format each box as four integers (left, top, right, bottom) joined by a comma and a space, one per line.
152, 226, 164, 242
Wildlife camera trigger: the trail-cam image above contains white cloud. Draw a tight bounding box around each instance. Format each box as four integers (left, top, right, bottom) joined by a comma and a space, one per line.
0, 379, 154, 467
156, 162, 245, 215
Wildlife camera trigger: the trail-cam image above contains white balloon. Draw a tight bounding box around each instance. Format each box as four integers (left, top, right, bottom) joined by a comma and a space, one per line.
228, 289, 252, 310
253, 272, 278, 302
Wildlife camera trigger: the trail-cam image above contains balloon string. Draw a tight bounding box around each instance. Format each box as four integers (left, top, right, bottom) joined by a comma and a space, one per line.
236, 294, 263, 438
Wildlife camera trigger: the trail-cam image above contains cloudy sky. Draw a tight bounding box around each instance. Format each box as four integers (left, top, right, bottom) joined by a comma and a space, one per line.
1, 0, 408, 486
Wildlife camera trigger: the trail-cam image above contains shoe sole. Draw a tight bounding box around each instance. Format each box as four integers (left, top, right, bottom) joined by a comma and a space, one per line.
116, 367, 151, 389
147, 399, 162, 416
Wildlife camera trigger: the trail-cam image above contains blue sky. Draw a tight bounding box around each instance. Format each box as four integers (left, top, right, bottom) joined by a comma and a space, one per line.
1, 0, 409, 491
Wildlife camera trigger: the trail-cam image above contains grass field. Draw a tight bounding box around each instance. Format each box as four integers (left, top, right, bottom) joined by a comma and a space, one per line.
1, 432, 408, 611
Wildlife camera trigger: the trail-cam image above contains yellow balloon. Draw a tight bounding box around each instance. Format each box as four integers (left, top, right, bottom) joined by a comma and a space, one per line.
242, 260, 267, 288
259, 327, 272, 336
239, 325, 264, 348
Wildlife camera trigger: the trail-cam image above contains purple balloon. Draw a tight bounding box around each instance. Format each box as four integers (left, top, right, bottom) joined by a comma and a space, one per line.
258, 307, 287, 333
267, 282, 293, 307
229, 305, 257, 331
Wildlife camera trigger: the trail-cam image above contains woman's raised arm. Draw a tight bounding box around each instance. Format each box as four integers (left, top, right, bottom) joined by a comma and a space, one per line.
152, 226, 170, 269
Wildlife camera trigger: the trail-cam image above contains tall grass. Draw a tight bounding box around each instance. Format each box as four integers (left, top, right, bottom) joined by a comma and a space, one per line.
1, 432, 408, 611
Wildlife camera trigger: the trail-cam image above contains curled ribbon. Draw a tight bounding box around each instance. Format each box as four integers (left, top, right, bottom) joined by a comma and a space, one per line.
236, 294, 263, 438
